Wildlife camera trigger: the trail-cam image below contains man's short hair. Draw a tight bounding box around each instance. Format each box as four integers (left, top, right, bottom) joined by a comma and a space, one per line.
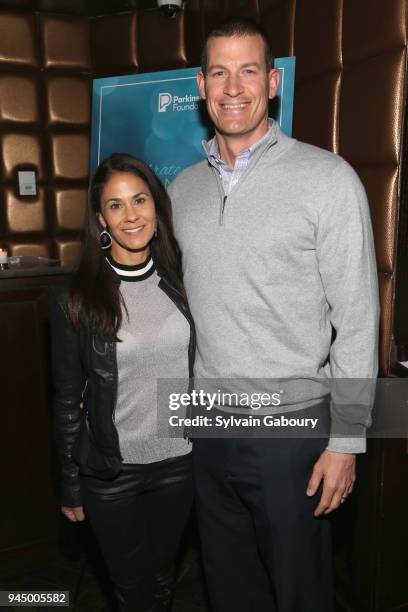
201, 17, 274, 75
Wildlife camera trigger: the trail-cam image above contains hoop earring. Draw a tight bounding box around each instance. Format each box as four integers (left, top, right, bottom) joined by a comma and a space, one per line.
100, 229, 112, 250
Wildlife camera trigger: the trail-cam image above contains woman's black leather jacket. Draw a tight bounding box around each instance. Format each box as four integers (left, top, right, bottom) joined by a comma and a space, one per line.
48, 263, 195, 507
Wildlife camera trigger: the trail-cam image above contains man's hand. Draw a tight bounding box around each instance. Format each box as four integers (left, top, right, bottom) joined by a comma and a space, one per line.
61, 505, 85, 522
306, 450, 356, 517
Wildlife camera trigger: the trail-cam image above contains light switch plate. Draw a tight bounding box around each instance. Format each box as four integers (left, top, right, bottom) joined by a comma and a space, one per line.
18, 171, 37, 196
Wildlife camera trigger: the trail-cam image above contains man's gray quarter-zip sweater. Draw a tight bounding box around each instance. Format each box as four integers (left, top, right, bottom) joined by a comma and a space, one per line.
168, 121, 380, 453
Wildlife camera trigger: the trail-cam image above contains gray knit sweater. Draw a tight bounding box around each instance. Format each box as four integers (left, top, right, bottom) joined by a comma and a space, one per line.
168, 121, 380, 454
111, 259, 191, 463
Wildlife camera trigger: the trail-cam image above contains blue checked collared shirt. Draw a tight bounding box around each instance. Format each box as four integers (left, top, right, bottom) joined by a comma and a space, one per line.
203, 119, 274, 195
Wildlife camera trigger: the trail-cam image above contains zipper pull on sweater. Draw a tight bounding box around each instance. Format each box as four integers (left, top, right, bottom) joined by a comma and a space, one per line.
219, 195, 227, 226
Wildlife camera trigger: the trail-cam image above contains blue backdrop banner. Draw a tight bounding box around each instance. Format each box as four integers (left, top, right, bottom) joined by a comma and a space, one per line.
90, 58, 295, 187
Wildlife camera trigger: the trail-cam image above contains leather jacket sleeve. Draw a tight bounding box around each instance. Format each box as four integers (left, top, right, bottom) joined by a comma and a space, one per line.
48, 285, 86, 507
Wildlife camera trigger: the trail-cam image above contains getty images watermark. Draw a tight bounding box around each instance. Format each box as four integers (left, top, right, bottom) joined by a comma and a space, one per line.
156, 379, 344, 438
167, 389, 320, 431
157, 377, 408, 439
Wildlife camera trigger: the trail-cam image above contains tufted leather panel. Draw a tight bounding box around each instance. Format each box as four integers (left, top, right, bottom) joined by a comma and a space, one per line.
339, 51, 405, 166
356, 166, 399, 274
0, 75, 39, 124
225, 0, 259, 20
4, 187, 46, 234
6, 241, 50, 258
0, 1, 145, 13
290, 0, 343, 152
184, 0, 204, 67
137, 9, 187, 71
342, 0, 406, 63
0, 13, 39, 67
41, 16, 91, 71
46, 76, 91, 125
0, 133, 45, 181
336, 1, 407, 375
49, 134, 90, 180
394, 103, 408, 360
198, 0, 225, 38
52, 188, 87, 232
39, 0, 93, 13
259, 0, 296, 58
292, 72, 341, 154
378, 272, 396, 380
0, 0, 36, 10
294, 0, 343, 82
91, 13, 138, 75
54, 239, 82, 266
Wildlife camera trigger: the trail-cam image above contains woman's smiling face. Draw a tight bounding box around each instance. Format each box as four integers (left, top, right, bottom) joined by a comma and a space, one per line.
98, 171, 156, 265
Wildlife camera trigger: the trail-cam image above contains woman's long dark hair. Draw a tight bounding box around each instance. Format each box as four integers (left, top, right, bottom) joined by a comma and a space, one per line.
68, 154, 184, 341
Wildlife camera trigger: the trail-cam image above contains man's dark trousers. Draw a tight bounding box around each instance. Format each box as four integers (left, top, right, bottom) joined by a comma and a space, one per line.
193, 403, 334, 612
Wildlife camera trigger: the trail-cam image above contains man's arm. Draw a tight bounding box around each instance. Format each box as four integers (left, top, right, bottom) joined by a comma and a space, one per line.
307, 160, 380, 515
317, 160, 380, 448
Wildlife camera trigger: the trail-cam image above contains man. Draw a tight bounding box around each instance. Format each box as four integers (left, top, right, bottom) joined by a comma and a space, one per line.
168, 17, 379, 612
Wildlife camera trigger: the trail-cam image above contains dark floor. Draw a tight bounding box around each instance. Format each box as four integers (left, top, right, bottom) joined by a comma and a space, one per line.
0, 546, 209, 611
0, 512, 210, 612
0, 515, 367, 612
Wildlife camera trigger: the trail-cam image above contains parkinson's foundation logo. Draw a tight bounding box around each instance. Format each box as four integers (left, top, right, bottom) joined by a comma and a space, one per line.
158, 93, 172, 113
158, 91, 200, 113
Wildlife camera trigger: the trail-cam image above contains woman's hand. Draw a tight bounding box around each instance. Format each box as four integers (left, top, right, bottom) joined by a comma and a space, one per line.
61, 505, 85, 522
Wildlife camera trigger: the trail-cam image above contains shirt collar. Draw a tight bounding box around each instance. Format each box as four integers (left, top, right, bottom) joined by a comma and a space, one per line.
202, 118, 276, 164
106, 255, 155, 282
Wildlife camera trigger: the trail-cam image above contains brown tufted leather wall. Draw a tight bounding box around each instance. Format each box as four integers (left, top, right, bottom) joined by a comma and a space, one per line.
0, 10, 90, 265
0, 1, 406, 370
266, 0, 407, 378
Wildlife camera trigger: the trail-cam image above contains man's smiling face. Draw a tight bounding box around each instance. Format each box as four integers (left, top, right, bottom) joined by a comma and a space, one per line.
197, 34, 279, 147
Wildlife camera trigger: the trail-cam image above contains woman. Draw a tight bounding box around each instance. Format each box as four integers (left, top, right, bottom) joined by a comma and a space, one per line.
49, 154, 195, 612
